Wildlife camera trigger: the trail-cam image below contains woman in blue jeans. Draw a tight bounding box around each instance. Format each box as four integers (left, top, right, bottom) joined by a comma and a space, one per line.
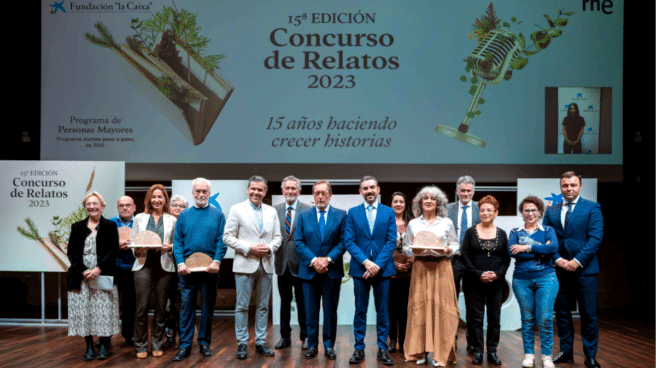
508, 196, 559, 368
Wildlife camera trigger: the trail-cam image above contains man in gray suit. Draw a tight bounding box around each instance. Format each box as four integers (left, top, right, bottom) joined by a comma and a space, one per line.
446, 175, 480, 352
224, 176, 282, 359
274, 176, 312, 350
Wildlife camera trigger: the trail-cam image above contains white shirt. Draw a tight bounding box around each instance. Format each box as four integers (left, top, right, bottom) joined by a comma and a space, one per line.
315, 204, 330, 222
403, 216, 460, 257
560, 195, 580, 228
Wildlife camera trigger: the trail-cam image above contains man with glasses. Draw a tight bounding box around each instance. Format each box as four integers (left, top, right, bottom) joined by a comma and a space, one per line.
109, 196, 137, 347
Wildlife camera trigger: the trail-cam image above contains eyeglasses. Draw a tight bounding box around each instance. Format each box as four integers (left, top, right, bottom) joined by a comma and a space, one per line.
117, 204, 133, 208
171, 204, 186, 209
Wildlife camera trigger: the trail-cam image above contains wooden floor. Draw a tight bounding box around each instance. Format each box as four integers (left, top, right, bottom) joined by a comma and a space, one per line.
0, 311, 653, 367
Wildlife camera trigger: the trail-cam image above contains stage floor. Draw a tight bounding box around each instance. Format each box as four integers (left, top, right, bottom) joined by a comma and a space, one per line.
0, 310, 653, 367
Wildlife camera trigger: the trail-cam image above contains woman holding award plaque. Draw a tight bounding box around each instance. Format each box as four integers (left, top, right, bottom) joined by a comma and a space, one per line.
402, 186, 460, 367
460, 195, 510, 366
67, 191, 120, 361
131, 184, 177, 359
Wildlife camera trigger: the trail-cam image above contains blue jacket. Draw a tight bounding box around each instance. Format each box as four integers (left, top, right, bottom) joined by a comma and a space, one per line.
294, 206, 347, 281
508, 225, 558, 279
542, 197, 603, 275
343, 203, 397, 278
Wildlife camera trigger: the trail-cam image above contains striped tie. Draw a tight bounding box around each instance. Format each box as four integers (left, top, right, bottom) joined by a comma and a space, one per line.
285, 206, 292, 237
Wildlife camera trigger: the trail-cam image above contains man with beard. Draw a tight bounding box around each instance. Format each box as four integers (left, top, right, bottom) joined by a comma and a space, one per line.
224, 176, 282, 359
274, 176, 312, 351
344, 176, 396, 366
172, 178, 227, 361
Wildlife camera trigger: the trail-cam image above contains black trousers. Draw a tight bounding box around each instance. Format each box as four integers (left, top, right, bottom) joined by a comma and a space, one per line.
466, 277, 504, 354
388, 277, 410, 349
277, 268, 307, 340
115, 267, 136, 341
564, 140, 582, 154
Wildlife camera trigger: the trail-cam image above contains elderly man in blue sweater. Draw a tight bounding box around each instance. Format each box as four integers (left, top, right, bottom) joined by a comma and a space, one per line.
172, 178, 227, 361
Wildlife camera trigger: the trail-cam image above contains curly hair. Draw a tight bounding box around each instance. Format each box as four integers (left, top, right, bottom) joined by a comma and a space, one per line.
411, 186, 448, 218
478, 195, 499, 212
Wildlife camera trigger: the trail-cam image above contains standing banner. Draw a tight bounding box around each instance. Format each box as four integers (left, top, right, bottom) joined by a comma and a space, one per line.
1, 161, 125, 272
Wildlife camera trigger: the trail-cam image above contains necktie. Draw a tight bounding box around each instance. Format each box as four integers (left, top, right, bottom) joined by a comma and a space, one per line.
319, 210, 326, 240
367, 205, 375, 233
564, 202, 573, 229
460, 205, 468, 244
285, 206, 292, 237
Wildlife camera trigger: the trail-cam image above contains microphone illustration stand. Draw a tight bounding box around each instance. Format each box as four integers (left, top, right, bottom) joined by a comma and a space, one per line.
436, 29, 524, 148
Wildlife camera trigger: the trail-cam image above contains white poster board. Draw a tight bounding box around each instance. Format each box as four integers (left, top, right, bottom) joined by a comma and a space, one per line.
0, 161, 125, 272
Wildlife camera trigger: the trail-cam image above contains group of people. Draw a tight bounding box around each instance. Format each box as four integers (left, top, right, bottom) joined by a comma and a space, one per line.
66, 171, 603, 368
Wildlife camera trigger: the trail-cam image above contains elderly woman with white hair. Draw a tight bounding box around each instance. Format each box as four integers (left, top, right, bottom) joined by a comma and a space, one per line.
402, 186, 460, 367
67, 191, 120, 361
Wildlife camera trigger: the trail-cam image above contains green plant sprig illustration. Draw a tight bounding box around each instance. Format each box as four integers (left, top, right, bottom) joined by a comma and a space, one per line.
85, 4, 226, 107
461, 3, 575, 122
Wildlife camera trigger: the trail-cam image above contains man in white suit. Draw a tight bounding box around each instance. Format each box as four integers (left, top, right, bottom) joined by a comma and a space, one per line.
224, 176, 282, 359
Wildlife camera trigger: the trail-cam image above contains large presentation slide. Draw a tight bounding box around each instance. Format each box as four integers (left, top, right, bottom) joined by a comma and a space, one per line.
1, 161, 125, 272
41, 0, 623, 165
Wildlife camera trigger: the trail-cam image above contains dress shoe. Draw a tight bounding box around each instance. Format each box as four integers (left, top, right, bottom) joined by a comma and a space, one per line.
349, 349, 364, 364
152, 350, 163, 357
399, 347, 405, 355
301, 338, 310, 350
467, 345, 475, 354
172, 347, 190, 361
585, 357, 601, 368
255, 344, 275, 356
388, 339, 397, 353
274, 337, 291, 349
305, 348, 318, 359
236, 344, 248, 360
325, 347, 337, 360
552, 351, 574, 363
164, 334, 176, 349
83, 345, 95, 361
487, 352, 502, 365
199, 344, 212, 357
472, 352, 483, 365
377, 349, 394, 366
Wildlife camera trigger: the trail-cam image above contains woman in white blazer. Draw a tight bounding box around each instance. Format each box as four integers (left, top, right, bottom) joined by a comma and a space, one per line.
131, 184, 177, 359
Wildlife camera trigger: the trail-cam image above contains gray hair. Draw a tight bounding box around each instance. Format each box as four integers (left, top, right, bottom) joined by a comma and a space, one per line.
360, 175, 378, 187
170, 194, 189, 208
411, 185, 448, 218
456, 175, 475, 189
248, 175, 268, 190
191, 177, 211, 190
281, 175, 301, 191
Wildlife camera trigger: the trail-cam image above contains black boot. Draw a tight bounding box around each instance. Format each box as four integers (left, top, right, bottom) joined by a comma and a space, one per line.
83, 336, 95, 361
97, 337, 110, 359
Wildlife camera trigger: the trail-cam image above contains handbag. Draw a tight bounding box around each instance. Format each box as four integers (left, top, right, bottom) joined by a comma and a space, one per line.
88, 275, 114, 291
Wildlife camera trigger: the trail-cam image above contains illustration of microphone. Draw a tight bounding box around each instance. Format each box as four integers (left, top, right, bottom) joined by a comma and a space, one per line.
436, 28, 524, 147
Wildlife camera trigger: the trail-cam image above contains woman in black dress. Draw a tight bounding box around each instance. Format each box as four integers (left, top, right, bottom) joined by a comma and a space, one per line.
460, 195, 510, 366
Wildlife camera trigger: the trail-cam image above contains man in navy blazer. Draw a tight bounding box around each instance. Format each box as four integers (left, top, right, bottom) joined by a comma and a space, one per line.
446, 175, 480, 352
295, 180, 347, 360
542, 171, 604, 368
343, 176, 396, 366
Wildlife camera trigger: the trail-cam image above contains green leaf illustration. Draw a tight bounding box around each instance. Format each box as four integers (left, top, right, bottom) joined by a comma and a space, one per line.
511, 56, 529, 70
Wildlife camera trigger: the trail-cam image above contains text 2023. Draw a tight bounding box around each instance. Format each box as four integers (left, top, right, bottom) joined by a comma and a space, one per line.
308, 75, 355, 88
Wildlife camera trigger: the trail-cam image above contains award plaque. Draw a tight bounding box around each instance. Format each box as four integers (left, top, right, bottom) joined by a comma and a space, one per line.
185, 252, 213, 272
410, 230, 445, 250
129, 230, 162, 248
118, 227, 132, 243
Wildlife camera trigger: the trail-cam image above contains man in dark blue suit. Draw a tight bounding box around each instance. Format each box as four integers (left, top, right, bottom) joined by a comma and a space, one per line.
542, 171, 604, 368
344, 176, 396, 366
446, 175, 480, 352
295, 180, 347, 360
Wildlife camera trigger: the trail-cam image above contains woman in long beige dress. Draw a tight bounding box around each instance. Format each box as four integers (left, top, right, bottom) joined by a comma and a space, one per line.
403, 186, 460, 367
